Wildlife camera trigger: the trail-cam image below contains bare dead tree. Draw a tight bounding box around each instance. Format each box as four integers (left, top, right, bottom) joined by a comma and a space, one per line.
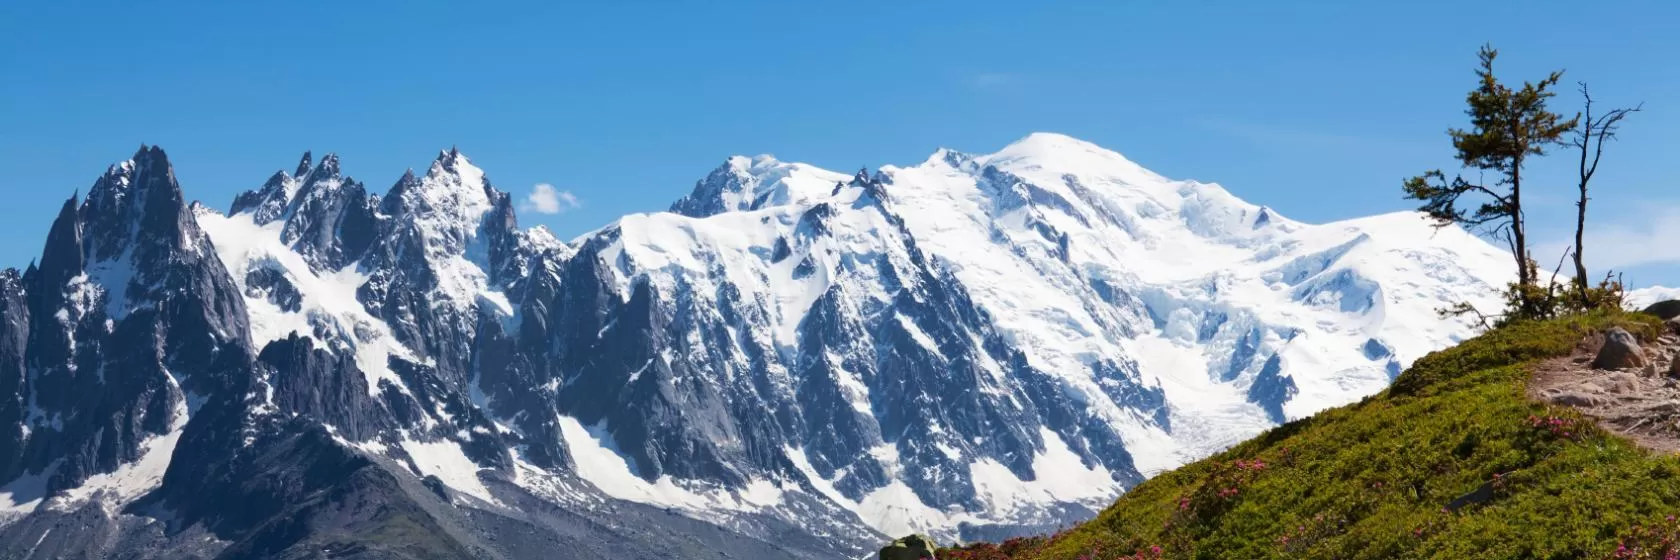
1570, 82, 1641, 302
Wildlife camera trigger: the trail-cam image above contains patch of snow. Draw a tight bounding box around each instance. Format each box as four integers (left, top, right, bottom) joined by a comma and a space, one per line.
0, 467, 50, 523
738, 479, 785, 509
896, 313, 946, 361
855, 480, 948, 538
325, 424, 391, 456
47, 373, 193, 512
398, 436, 498, 505
554, 415, 781, 513
53, 429, 182, 509
934, 441, 963, 461
86, 252, 141, 321
968, 428, 1120, 516
556, 414, 717, 509
508, 454, 596, 508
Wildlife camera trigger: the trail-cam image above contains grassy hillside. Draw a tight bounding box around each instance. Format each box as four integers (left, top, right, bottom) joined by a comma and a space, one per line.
942, 312, 1680, 560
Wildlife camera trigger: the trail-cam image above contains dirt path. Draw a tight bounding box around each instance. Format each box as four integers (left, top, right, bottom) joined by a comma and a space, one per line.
1529, 327, 1680, 453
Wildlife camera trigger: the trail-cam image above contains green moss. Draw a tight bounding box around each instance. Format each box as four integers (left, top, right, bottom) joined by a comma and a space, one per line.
943, 312, 1675, 560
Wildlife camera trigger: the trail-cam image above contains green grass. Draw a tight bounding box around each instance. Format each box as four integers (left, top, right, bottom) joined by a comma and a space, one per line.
941, 312, 1678, 560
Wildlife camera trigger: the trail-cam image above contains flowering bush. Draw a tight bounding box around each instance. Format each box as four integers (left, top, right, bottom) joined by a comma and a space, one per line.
941, 534, 1057, 559
1528, 414, 1580, 441
1612, 515, 1680, 560
1170, 458, 1268, 523
939, 532, 1164, 560
1275, 512, 1348, 555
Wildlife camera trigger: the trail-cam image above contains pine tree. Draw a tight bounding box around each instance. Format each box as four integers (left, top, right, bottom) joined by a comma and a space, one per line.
1403, 44, 1577, 318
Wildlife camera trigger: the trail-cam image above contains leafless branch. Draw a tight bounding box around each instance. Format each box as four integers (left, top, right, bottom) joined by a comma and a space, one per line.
1547, 244, 1572, 286
1439, 301, 1496, 331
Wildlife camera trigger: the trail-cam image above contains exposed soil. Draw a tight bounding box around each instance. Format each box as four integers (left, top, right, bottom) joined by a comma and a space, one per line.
1529, 327, 1680, 453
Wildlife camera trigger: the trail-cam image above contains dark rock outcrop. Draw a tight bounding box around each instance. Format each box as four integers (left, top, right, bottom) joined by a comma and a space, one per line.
1643, 300, 1680, 321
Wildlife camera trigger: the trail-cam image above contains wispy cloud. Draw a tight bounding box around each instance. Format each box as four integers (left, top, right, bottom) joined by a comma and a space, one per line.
521, 183, 581, 215
1534, 203, 1680, 272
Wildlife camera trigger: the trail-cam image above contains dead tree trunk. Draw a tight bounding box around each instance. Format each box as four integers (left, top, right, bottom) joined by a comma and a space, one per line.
1570, 82, 1641, 304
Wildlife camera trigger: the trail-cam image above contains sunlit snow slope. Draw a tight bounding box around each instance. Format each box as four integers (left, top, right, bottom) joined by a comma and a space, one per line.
1629, 286, 1680, 310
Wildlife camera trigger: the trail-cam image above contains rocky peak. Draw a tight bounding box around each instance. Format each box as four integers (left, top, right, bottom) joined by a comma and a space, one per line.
79, 145, 184, 261
0, 144, 254, 499
382, 168, 421, 210
377, 148, 505, 262
670, 154, 852, 218
314, 152, 340, 179
669, 156, 756, 217
352, 148, 521, 374
293, 150, 314, 177
34, 195, 85, 306
231, 150, 350, 226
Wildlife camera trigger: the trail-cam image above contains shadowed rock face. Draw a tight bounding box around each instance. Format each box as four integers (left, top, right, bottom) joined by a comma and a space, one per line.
0, 146, 252, 491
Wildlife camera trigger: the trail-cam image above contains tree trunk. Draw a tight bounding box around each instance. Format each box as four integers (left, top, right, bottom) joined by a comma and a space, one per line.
1573, 184, 1589, 299
1573, 114, 1593, 303
1512, 161, 1530, 289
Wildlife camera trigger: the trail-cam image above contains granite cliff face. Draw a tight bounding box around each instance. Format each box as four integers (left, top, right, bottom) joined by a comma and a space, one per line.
0, 146, 248, 495
0, 135, 1513, 558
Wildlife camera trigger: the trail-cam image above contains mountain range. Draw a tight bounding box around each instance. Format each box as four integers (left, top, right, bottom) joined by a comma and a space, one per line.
0, 133, 1513, 559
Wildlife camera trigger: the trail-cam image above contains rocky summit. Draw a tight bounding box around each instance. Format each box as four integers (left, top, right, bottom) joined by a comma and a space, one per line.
0, 135, 1513, 558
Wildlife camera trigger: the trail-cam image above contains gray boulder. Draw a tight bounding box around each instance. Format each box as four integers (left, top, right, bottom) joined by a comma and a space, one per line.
1593, 327, 1647, 370
880, 534, 937, 560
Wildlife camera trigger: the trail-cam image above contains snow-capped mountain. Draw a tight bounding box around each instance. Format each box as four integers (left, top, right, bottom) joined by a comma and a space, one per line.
0, 134, 1512, 558
1629, 286, 1680, 310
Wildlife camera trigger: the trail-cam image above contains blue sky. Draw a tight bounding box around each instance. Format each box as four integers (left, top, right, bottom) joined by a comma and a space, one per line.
2, 1, 1676, 286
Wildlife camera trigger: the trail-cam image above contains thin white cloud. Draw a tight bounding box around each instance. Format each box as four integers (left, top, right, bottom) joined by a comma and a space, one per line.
521, 183, 580, 215
1534, 203, 1680, 272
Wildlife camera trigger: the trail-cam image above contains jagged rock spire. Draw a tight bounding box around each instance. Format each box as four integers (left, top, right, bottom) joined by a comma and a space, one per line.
295, 151, 314, 178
